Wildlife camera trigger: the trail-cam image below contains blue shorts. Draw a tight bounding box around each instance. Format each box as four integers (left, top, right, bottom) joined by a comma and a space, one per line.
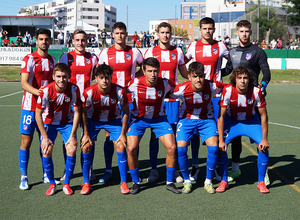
223, 114, 263, 145
176, 118, 218, 144
119, 102, 133, 123
19, 109, 38, 135
41, 123, 74, 144
87, 118, 122, 141
127, 115, 173, 138
163, 101, 180, 125
211, 96, 221, 122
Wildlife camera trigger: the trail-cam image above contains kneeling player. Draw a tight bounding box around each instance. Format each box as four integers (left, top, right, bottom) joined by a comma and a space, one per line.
127, 57, 180, 194
81, 64, 129, 195
217, 66, 269, 193
168, 61, 223, 194
36, 63, 81, 196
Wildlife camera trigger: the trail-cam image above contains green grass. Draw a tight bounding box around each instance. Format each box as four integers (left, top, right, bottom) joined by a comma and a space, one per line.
1, 82, 300, 219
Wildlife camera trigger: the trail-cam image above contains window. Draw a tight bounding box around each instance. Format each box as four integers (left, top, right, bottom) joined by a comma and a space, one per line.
88, 16, 92, 19
189, 23, 192, 28
181, 24, 184, 28
201, 6, 206, 13
88, 8, 92, 11
183, 15, 189, 19
183, 6, 190, 13
189, 35, 192, 40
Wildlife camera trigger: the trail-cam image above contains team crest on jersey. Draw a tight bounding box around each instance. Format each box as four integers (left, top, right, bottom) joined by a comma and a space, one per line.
247, 98, 254, 105
246, 53, 252, 60
111, 98, 117, 104
157, 90, 163, 97
213, 48, 218, 55
65, 96, 71, 102
126, 54, 132, 61
86, 58, 91, 65
204, 94, 209, 100
23, 125, 28, 130
49, 62, 54, 69
171, 53, 177, 60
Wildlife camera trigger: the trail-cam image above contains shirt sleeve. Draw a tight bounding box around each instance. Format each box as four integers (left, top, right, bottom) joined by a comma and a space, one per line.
258, 49, 271, 84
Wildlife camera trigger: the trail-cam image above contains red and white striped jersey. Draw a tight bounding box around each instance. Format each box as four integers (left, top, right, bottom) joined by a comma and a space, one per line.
36, 82, 81, 125
219, 84, 266, 120
169, 80, 224, 119
20, 51, 56, 111
59, 51, 98, 95
127, 76, 174, 119
185, 40, 229, 82
82, 83, 128, 122
98, 45, 143, 88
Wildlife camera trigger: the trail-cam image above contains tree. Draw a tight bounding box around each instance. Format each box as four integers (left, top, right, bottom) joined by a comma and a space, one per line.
171, 26, 189, 40
282, 0, 300, 26
24, 7, 44, 16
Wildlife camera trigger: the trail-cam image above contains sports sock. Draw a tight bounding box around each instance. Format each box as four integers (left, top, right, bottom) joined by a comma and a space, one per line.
64, 155, 76, 185
166, 166, 175, 183
191, 134, 200, 166
177, 146, 189, 180
104, 140, 114, 171
218, 151, 228, 182
129, 168, 139, 184
206, 145, 218, 180
149, 138, 159, 171
19, 149, 29, 177
257, 151, 269, 182
42, 156, 55, 185
117, 152, 127, 183
232, 162, 240, 172
82, 152, 91, 184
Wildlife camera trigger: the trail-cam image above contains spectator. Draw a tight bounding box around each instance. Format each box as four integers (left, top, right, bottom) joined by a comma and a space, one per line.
101, 29, 107, 47
25, 31, 31, 41
146, 31, 151, 47
154, 31, 159, 46
138, 31, 144, 48
57, 31, 64, 45
285, 42, 290, 50
224, 34, 231, 47
3, 36, 9, 47
178, 38, 183, 49
16, 35, 22, 47
10, 40, 15, 47
132, 31, 138, 47
1, 29, 8, 41
23, 34, 28, 47
277, 38, 282, 49
150, 36, 155, 47
260, 39, 267, 49
28, 36, 36, 47
270, 39, 277, 49
66, 31, 72, 47
171, 37, 176, 47
110, 31, 114, 46
143, 31, 147, 47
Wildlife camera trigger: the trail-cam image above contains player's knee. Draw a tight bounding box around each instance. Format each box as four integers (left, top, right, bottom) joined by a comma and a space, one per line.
82, 143, 92, 153
166, 143, 176, 156
20, 135, 33, 150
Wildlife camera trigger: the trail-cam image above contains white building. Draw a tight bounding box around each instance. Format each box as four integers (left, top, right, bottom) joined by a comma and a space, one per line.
181, 1, 206, 20
18, 0, 116, 31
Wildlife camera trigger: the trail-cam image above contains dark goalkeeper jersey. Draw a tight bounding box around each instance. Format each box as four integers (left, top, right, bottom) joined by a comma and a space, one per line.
222, 43, 271, 86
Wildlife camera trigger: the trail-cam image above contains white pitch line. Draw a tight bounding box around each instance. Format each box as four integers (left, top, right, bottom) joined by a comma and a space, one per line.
0, 91, 23, 99
0, 105, 20, 107
269, 122, 300, 130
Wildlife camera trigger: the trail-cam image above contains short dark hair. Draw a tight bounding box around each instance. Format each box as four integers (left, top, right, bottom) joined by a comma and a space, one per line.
157, 22, 172, 32
94, 64, 113, 77
113, 22, 127, 32
188, 61, 204, 76
73, 29, 87, 39
53, 63, 69, 75
199, 17, 215, 28
237, 20, 251, 30
230, 65, 254, 87
35, 28, 51, 38
142, 57, 160, 70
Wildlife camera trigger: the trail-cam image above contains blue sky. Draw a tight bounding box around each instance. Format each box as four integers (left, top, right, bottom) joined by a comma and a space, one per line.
0, 0, 185, 33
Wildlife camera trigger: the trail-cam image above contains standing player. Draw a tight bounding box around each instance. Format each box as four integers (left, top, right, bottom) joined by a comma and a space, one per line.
59, 29, 98, 181
168, 61, 224, 194
127, 57, 180, 194
81, 64, 129, 195
185, 17, 229, 181
98, 22, 143, 183
35, 63, 81, 196
18, 28, 57, 190
144, 21, 188, 183
221, 20, 271, 183
217, 66, 269, 193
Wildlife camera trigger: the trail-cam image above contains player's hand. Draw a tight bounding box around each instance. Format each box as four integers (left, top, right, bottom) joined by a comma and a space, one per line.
258, 81, 268, 97
258, 139, 269, 153
218, 141, 227, 152
81, 135, 92, 150
66, 137, 78, 151
41, 138, 53, 155
116, 134, 127, 147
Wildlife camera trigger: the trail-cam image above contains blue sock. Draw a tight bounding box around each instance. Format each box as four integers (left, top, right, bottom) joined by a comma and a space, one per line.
64, 155, 76, 185
218, 151, 228, 182
191, 134, 200, 166
257, 151, 269, 182
129, 168, 139, 184
42, 156, 55, 185
104, 141, 114, 171
117, 152, 127, 183
19, 149, 29, 177
166, 166, 175, 183
82, 152, 91, 184
149, 138, 159, 170
206, 146, 218, 180
177, 146, 189, 180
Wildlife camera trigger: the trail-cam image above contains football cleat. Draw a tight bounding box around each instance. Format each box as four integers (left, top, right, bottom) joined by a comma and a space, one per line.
63, 183, 73, 195
81, 183, 92, 195
19, 176, 29, 190
120, 182, 130, 195
147, 170, 158, 183
46, 184, 56, 196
